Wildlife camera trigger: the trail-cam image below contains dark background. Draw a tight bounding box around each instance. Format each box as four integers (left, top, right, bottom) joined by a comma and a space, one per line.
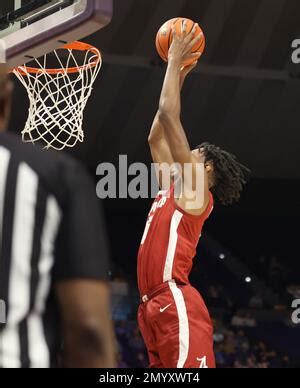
10, 0, 300, 280
7, 0, 300, 366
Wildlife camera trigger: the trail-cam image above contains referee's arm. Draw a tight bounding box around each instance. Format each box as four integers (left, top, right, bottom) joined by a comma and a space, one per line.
56, 281, 115, 368
54, 161, 116, 368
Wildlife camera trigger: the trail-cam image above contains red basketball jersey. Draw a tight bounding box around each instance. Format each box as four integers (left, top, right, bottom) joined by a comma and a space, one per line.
137, 186, 214, 295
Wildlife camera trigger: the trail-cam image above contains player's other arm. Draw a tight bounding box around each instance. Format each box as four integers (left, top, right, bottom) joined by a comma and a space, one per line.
157, 22, 210, 213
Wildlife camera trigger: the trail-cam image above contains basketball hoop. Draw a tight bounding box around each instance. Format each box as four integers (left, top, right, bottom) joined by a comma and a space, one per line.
12, 41, 102, 151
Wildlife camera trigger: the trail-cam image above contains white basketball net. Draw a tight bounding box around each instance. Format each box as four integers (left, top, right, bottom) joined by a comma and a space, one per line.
13, 42, 102, 151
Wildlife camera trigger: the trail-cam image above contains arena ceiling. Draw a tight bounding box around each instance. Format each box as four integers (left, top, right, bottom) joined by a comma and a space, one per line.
10, 0, 300, 182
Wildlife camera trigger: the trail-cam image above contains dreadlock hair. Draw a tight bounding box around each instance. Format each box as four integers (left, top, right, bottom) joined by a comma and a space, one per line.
198, 142, 251, 206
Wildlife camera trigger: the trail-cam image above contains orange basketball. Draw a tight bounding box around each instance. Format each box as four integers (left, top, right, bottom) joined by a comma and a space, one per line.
156, 17, 206, 67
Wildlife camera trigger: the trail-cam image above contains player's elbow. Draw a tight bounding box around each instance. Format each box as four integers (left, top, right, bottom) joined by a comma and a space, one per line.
148, 132, 163, 145
157, 109, 173, 128
158, 110, 180, 135
148, 117, 164, 144
148, 133, 157, 144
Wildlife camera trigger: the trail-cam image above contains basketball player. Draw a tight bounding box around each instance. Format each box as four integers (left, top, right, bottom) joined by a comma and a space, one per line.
137, 22, 249, 368
0, 65, 116, 368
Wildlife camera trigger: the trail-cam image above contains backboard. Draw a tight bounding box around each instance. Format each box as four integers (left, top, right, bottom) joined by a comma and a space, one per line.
0, 0, 113, 67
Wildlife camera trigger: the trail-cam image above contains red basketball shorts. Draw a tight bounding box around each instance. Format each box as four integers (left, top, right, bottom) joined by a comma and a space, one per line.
138, 282, 216, 368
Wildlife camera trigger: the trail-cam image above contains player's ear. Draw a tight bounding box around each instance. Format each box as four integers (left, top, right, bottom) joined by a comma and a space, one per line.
205, 163, 213, 173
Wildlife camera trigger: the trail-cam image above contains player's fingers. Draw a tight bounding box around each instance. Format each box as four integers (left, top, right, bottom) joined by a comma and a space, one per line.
191, 23, 198, 36
184, 23, 199, 45
171, 24, 177, 40
181, 19, 187, 35
187, 23, 198, 39
188, 32, 203, 50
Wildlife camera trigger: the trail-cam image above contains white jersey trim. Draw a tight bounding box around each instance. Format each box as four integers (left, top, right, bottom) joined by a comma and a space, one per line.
163, 210, 183, 283
169, 281, 189, 368
1, 163, 38, 367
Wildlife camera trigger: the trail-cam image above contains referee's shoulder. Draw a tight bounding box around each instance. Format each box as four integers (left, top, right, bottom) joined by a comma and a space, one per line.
1, 131, 83, 167
0, 132, 92, 197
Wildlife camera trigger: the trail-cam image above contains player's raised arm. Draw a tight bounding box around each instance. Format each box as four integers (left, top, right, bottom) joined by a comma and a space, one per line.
158, 22, 201, 167
148, 113, 174, 190
148, 66, 196, 190
158, 22, 211, 213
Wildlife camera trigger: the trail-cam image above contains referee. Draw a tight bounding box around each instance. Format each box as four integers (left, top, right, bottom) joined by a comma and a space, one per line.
0, 66, 116, 368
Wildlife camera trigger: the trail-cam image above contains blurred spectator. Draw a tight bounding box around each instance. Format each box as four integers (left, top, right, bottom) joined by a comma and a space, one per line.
268, 256, 286, 296
206, 284, 233, 309
257, 255, 269, 278
213, 319, 225, 343
117, 353, 129, 368
231, 311, 257, 327
287, 284, 300, 299
249, 292, 264, 309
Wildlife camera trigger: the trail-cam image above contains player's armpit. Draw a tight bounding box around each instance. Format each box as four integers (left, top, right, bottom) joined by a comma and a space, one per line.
55, 280, 116, 368
149, 132, 174, 166
158, 112, 193, 167
176, 187, 210, 216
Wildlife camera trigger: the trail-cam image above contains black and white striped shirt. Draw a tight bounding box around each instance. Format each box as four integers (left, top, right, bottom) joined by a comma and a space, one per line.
0, 133, 109, 368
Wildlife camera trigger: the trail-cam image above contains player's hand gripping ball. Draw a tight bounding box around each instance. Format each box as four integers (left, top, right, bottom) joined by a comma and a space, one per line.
156, 17, 206, 67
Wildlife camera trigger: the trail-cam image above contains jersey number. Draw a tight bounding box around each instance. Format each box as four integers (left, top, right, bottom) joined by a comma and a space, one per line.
141, 215, 153, 245
140, 196, 167, 245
